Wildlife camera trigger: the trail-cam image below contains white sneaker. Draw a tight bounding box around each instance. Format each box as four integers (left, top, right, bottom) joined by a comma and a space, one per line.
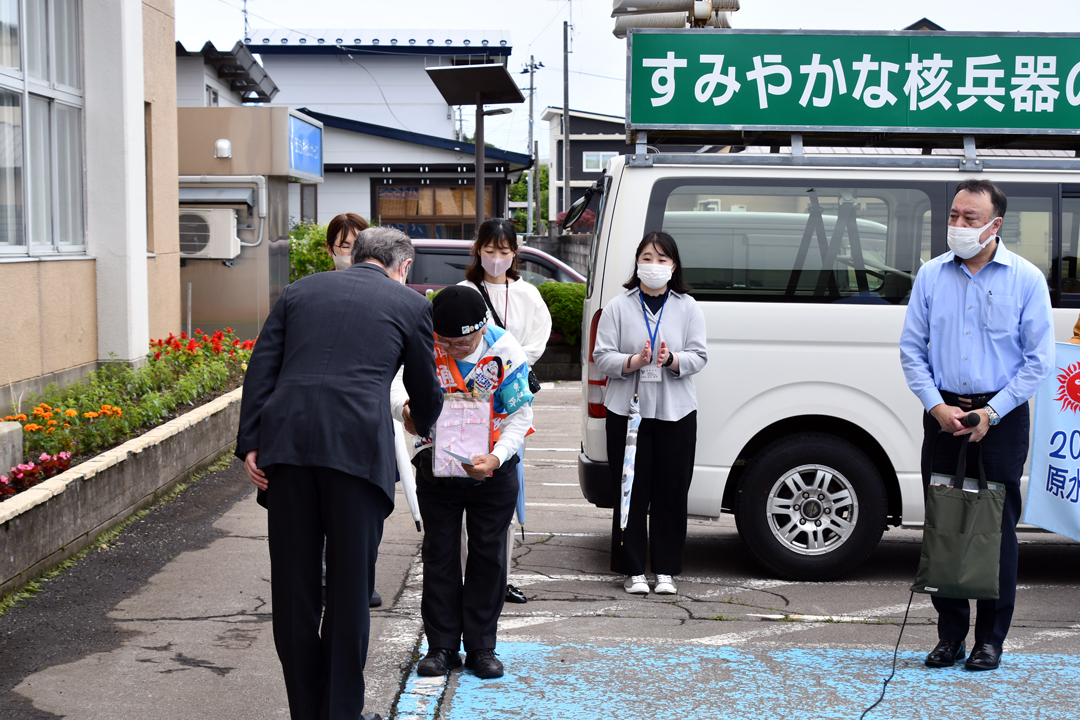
623, 574, 649, 594
654, 574, 677, 595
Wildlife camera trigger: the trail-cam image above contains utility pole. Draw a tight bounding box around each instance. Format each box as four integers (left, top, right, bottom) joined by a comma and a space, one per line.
535, 140, 542, 234
562, 21, 571, 228
243, 0, 249, 39
525, 55, 539, 235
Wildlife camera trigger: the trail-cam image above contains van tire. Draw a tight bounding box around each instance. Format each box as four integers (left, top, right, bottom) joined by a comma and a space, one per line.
734, 433, 887, 581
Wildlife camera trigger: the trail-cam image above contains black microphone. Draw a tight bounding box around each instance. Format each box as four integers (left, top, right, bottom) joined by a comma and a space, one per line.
962, 412, 981, 428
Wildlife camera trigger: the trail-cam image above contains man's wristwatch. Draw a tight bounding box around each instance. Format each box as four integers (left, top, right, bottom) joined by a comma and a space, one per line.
663, 352, 674, 367
985, 405, 1001, 426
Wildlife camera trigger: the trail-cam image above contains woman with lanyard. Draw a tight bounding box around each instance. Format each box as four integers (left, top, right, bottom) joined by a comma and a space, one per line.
592, 231, 707, 595
459, 218, 552, 605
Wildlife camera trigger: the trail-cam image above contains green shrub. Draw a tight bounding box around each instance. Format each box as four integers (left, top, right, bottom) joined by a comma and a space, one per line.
538, 282, 586, 345
289, 222, 332, 283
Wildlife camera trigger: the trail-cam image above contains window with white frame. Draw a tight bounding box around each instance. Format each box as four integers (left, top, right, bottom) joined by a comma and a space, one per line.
582, 151, 617, 173
0, 0, 84, 254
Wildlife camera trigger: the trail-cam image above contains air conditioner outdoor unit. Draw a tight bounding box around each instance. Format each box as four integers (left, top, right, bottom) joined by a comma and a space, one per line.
178, 208, 240, 260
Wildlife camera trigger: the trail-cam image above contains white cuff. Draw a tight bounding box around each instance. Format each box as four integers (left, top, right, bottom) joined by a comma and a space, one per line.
491, 445, 510, 467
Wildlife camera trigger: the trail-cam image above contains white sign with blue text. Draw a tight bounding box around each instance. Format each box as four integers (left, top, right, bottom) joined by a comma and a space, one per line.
1024, 342, 1080, 541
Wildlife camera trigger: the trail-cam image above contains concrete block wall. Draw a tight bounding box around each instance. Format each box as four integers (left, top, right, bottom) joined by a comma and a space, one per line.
526, 233, 591, 277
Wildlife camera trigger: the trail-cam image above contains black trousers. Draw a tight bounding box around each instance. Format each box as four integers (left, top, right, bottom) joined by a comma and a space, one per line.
606, 410, 697, 576
416, 453, 519, 652
920, 404, 1029, 647
266, 464, 392, 720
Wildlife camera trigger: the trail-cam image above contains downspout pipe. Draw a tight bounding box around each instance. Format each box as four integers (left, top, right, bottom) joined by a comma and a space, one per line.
178, 175, 267, 248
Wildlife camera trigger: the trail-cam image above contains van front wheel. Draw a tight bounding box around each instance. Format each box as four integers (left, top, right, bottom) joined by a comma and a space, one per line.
734, 433, 887, 581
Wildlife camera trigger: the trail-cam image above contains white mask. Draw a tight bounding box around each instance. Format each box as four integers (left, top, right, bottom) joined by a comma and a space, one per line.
947, 217, 1000, 260
637, 262, 673, 290
332, 252, 352, 271
481, 255, 514, 278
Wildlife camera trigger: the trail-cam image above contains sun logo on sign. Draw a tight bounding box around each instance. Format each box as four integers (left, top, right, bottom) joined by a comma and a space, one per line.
1055, 362, 1080, 413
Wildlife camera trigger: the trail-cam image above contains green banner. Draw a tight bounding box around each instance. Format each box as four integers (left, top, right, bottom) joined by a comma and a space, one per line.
628, 30, 1080, 133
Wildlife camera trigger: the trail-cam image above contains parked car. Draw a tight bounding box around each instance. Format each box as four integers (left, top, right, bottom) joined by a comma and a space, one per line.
406, 239, 584, 295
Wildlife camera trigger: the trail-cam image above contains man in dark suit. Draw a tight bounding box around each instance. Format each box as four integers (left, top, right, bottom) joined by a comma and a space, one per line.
236, 226, 442, 720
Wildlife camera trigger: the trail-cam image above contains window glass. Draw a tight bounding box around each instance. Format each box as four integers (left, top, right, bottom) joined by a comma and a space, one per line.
410, 250, 470, 286
583, 152, 617, 172
55, 103, 81, 245
1061, 198, 1080, 295
53, 0, 79, 88
998, 195, 1052, 284
0, 88, 21, 246
0, 0, 18, 70
519, 257, 558, 287
300, 183, 316, 223
647, 182, 932, 304
26, 0, 46, 81
27, 96, 51, 244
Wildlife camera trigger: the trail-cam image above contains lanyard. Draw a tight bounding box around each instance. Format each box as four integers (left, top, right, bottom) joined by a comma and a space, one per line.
638, 289, 668, 349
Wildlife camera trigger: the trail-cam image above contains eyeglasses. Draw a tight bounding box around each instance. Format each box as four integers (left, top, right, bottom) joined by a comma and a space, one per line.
435, 332, 480, 349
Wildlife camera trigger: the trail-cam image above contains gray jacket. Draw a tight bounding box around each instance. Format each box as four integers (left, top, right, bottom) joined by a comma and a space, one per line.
593, 288, 707, 421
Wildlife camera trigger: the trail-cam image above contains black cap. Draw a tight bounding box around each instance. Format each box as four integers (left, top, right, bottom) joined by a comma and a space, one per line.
432, 285, 488, 338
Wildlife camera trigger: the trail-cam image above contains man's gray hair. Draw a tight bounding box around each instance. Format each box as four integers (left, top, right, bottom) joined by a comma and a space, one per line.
352, 226, 415, 272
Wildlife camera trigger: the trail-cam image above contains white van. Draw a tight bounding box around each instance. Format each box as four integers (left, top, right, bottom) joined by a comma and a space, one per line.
574, 149, 1080, 580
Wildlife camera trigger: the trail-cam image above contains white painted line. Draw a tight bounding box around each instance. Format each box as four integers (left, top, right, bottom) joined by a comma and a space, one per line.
522, 531, 606, 537
539, 382, 556, 390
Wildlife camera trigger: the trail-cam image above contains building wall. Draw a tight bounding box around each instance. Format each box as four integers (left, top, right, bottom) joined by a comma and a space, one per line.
0, 260, 98, 412
144, 0, 180, 342
314, 174, 372, 225
260, 54, 456, 138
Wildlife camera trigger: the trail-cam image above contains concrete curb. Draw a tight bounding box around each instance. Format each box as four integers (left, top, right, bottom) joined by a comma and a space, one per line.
0, 387, 244, 595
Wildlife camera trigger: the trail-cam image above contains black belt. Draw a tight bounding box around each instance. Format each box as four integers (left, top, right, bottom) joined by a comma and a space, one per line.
940, 390, 997, 410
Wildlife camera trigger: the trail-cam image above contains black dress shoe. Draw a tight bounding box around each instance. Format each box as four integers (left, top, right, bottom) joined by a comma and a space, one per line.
925, 639, 966, 668
416, 648, 462, 676
465, 649, 504, 679
369, 589, 382, 607
964, 642, 1002, 671
505, 584, 527, 604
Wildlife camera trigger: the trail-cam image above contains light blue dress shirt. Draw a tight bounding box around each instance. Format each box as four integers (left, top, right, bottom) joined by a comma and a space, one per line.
899, 241, 1055, 417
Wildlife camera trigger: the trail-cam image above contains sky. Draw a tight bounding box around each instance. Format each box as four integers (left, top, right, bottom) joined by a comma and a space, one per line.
175, 0, 1079, 159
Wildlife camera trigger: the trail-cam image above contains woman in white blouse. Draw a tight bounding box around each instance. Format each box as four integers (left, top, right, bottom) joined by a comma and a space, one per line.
459, 218, 552, 605
592, 231, 707, 596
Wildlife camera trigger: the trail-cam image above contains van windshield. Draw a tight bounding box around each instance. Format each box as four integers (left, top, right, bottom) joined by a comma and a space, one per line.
646, 181, 935, 304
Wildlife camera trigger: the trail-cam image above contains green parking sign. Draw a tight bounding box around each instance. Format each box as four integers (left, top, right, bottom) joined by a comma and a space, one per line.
628, 30, 1080, 134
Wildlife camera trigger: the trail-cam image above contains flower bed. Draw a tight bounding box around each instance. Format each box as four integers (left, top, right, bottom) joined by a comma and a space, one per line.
2, 329, 253, 501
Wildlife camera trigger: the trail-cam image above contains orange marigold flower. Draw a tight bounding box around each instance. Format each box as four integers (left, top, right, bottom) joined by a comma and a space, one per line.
24, 423, 41, 432
15, 414, 27, 421
83, 411, 99, 419
65, 409, 78, 417
64, 423, 71, 428
114, 408, 123, 417
47, 420, 57, 426
101, 404, 112, 411
42, 412, 52, 419
46, 428, 53, 434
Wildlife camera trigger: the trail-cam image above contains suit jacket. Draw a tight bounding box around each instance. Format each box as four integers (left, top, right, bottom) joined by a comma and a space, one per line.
235, 262, 443, 504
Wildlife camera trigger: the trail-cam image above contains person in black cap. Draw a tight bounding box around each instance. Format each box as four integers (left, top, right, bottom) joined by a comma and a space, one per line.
391, 285, 535, 680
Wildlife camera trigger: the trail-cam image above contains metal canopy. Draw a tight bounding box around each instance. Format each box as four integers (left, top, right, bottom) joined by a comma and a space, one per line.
425, 64, 525, 106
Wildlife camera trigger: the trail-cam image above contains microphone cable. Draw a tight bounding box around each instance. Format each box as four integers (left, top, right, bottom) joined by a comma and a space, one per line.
858, 591, 915, 718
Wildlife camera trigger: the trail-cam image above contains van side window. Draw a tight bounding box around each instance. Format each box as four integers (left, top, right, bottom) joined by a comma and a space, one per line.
1063, 197, 1080, 296
997, 191, 1053, 290
645, 181, 934, 305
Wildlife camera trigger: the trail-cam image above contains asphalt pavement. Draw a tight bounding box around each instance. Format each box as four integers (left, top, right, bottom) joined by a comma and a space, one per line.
3, 381, 1080, 719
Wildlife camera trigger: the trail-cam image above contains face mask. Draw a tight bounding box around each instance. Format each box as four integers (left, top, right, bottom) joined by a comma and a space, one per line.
332, 252, 351, 271
481, 255, 514, 278
637, 262, 673, 290
947, 217, 1000, 260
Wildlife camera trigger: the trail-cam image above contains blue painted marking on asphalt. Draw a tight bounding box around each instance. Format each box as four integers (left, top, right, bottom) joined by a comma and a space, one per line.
397, 641, 1080, 720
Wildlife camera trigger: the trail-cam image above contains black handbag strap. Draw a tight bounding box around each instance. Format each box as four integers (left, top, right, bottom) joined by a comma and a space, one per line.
949, 435, 989, 490
476, 281, 506, 329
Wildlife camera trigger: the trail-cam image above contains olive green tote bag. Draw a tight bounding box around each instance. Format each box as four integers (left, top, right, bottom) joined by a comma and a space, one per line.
911, 436, 1005, 600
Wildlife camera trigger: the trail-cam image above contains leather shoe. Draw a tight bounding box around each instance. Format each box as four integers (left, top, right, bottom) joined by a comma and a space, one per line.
924, 639, 966, 668
369, 589, 382, 608
465, 649, 504, 679
505, 584, 527, 604
964, 642, 1002, 671
416, 648, 462, 676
